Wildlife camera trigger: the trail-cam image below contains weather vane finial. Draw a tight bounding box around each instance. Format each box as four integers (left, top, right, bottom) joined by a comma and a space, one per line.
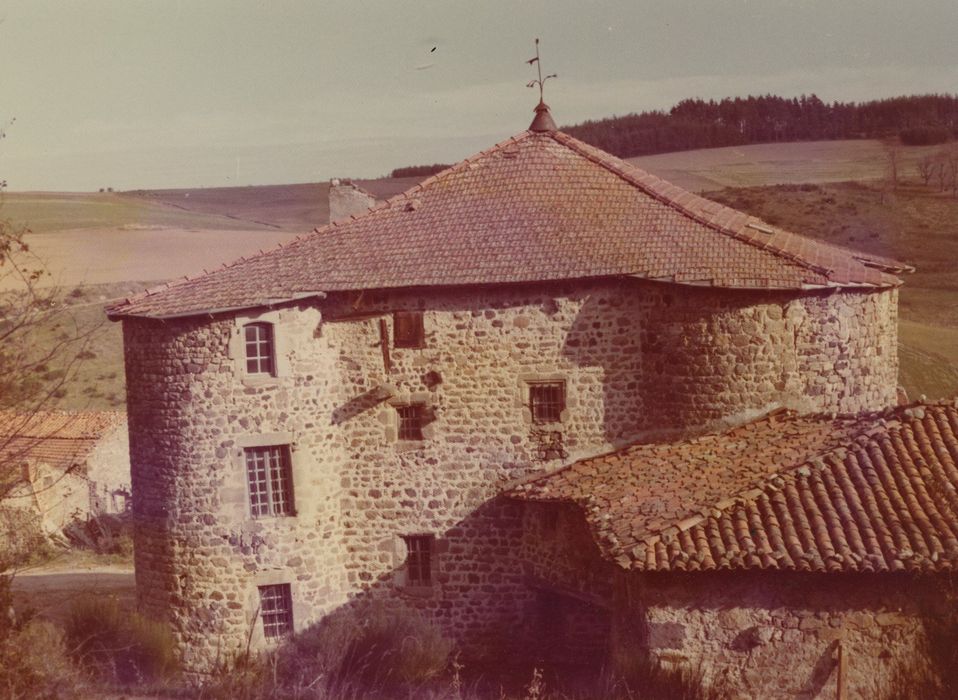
526, 37, 557, 103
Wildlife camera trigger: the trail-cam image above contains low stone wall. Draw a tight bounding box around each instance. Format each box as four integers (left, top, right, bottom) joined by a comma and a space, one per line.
623, 571, 935, 699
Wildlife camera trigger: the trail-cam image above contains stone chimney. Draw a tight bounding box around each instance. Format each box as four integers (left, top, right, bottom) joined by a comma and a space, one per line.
328, 179, 381, 223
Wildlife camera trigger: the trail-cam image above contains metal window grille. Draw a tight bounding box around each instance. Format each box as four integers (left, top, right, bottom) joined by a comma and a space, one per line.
397, 405, 425, 441
258, 584, 293, 639
244, 322, 275, 375
403, 535, 433, 586
393, 311, 424, 348
529, 382, 565, 424
245, 445, 294, 517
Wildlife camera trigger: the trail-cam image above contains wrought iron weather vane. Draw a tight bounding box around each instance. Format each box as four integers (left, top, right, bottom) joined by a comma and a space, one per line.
526, 38, 557, 103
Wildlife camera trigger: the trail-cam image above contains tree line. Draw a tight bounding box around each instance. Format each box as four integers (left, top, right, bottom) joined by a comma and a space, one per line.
561, 94, 958, 159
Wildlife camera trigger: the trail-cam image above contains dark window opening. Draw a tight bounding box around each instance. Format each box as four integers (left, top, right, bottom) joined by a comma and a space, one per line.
245, 445, 295, 517
397, 404, 425, 441
393, 311, 424, 348
403, 535, 434, 586
258, 583, 293, 639
529, 382, 565, 424
244, 322, 275, 375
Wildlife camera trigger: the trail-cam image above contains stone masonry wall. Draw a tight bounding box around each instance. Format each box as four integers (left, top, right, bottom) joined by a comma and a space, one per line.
328, 179, 380, 222
628, 571, 935, 699
520, 504, 936, 698
85, 423, 132, 514
122, 277, 899, 670
124, 308, 352, 670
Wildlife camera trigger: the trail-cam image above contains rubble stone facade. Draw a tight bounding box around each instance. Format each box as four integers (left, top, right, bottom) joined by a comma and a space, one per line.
519, 501, 935, 699
633, 572, 931, 699
123, 276, 899, 673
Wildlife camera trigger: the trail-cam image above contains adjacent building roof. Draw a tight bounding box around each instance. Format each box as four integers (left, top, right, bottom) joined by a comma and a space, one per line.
107, 107, 908, 320
0, 411, 125, 472
509, 400, 958, 574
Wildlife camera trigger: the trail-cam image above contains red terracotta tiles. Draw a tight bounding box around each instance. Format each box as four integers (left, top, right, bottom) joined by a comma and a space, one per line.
0, 410, 124, 471
108, 130, 909, 320
510, 401, 958, 573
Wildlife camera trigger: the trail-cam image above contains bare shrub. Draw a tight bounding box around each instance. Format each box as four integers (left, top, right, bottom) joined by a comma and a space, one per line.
0, 619, 84, 699
612, 646, 722, 700
65, 596, 178, 685
62, 512, 133, 561
0, 507, 57, 569
283, 603, 453, 691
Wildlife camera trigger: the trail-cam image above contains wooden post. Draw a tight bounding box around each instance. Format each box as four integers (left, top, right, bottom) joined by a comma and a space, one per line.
379, 318, 391, 374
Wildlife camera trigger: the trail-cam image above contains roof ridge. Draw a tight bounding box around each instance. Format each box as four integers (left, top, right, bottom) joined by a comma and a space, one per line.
374, 130, 536, 212
547, 131, 888, 284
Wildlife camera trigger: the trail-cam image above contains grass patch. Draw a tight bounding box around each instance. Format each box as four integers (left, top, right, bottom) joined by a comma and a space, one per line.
64, 596, 179, 685
0, 616, 85, 699
270, 604, 453, 695
707, 180, 958, 399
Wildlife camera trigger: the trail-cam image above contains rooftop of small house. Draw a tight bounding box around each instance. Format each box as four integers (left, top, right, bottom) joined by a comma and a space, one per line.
107, 105, 910, 320
509, 398, 958, 574
0, 410, 126, 471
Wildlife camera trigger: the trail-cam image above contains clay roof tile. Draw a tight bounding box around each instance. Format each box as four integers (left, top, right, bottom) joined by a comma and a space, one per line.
108, 127, 907, 320
509, 401, 958, 573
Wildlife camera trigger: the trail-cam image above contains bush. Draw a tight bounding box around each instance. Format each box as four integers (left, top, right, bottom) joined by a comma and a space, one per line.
62, 512, 133, 559
0, 617, 84, 699
273, 604, 452, 695
612, 646, 722, 700
0, 507, 56, 568
64, 596, 178, 685
339, 605, 453, 687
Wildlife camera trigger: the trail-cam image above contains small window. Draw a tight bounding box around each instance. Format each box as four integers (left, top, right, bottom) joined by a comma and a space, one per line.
393, 311, 424, 348
397, 404, 425, 441
402, 535, 434, 586
529, 381, 565, 424
258, 583, 293, 639
244, 322, 275, 375
245, 445, 295, 517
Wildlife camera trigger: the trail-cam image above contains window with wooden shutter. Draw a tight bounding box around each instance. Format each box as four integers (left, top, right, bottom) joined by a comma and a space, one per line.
393, 311, 424, 348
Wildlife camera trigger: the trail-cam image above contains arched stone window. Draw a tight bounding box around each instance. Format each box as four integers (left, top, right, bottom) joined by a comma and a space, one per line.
230, 309, 301, 383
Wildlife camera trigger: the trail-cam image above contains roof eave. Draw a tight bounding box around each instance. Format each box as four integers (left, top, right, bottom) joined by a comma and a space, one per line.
108, 291, 328, 321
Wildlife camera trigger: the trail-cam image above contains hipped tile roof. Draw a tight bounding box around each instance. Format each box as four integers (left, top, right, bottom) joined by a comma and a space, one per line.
0, 411, 125, 471
108, 122, 908, 319
509, 401, 958, 574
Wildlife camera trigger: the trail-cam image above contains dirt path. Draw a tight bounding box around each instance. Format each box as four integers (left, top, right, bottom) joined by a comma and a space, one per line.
10, 561, 135, 623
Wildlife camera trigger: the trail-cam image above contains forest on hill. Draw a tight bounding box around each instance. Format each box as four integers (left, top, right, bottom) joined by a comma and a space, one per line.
561, 94, 958, 159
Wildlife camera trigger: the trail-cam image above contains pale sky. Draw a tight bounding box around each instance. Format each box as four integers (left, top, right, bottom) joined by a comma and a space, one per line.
2, 0, 957, 191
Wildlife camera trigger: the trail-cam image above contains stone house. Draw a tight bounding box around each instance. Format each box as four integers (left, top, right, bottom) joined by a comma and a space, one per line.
510, 400, 958, 696
0, 410, 130, 533
106, 103, 956, 696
